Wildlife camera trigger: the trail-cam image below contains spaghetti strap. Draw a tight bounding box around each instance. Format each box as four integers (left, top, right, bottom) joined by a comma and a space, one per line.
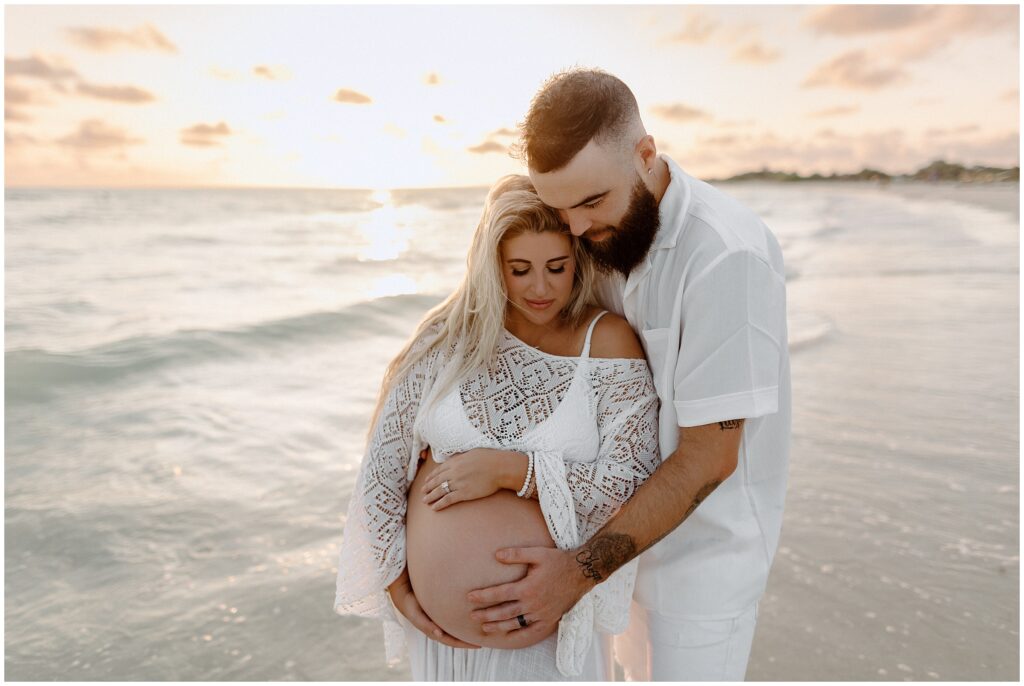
580, 310, 609, 358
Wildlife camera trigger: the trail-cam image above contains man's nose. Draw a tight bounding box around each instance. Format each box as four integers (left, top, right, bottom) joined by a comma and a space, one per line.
564, 210, 592, 237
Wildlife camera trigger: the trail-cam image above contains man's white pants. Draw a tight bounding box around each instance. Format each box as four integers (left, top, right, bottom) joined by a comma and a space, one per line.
613, 601, 759, 681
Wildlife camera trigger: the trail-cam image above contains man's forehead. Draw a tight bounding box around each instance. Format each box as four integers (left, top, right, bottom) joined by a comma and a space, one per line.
529, 139, 623, 209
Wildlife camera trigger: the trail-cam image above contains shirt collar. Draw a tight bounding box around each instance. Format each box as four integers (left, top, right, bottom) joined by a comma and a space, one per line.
651, 153, 692, 252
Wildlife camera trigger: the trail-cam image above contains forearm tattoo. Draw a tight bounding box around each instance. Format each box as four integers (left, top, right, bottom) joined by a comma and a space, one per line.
575, 534, 637, 582
718, 419, 742, 431
684, 479, 721, 520
632, 478, 725, 561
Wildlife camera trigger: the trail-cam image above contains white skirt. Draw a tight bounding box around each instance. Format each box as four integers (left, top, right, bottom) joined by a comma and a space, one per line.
398, 613, 614, 681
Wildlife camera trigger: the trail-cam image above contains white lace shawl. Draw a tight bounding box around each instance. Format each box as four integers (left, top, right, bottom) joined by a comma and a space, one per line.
333, 329, 660, 675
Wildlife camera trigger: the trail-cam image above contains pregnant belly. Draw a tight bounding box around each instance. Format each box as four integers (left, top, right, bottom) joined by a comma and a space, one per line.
406, 455, 558, 649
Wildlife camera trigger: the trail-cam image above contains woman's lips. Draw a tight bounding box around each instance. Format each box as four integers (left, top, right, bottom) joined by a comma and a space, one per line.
526, 299, 554, 310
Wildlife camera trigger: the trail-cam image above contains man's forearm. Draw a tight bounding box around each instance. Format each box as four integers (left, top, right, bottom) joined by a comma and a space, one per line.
570, 420, 743, 585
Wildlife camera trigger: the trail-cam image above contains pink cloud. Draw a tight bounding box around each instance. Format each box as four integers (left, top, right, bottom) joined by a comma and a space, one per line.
5, 55, 78, 82
665, 13, 717, 44
467, 141, 506, 154
66, 24, 177, 53
651, 103, 711, 122
732, 42, 781, 64
808, 105, 861, 118
334, 88, 372, 105
253, 65, 290, 80
76, 82, 156, 104
58, 119, 143, 149
804, 5, 938, 35
802, 50, 908, 90
181, 121, 231, 147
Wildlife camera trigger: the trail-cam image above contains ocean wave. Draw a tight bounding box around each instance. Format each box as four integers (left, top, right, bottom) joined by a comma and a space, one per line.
6, 293, 443, 403
788, 312, 835, 352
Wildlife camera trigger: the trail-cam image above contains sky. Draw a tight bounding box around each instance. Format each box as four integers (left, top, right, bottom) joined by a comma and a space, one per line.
4, 4, 1020, 189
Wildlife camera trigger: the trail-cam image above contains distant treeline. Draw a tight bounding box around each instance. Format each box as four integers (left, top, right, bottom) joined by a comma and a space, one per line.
711, 160, 1020, 184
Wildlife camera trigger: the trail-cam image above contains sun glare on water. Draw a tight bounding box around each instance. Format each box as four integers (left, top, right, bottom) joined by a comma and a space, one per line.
357, 190, 409, 262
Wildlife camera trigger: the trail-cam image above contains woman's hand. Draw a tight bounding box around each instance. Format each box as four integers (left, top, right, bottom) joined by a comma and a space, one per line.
421, 448, 520, 510
388, 567, 480, 649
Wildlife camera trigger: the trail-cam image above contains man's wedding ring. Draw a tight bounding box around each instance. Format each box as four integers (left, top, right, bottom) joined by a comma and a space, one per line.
516, 614, 528, 628
441, 480, 451, 494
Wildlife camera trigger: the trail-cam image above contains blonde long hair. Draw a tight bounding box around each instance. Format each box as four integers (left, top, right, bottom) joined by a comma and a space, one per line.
366, 174, 597, 436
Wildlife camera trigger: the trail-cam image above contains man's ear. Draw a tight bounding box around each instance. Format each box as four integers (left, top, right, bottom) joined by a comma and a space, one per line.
633, 134, 657, 174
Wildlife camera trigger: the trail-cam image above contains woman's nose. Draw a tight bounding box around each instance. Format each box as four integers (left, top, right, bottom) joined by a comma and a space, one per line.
531, 271, 549, 296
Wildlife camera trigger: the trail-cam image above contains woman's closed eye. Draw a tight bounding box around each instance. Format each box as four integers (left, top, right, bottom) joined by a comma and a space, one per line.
583, 198, 603, 209
511, 266, 566, 277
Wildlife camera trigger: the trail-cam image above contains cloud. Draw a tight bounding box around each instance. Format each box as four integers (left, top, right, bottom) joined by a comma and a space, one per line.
253, 65, 290, 80
732, 42, 781, 64
885, 6, 1018, 62
383, 123, 407, 139
76, 82, 155, 103
802, 50, 908, 90
5, 131, 40, 146
804, 5, 938, 35
5, 107, 31, 122
58, 119, 143, 149
926, 124, 982, 137
490, 127, 518, 138
5, 55, 78, 82
665, 13, 717, 44
467, 141, 506, 154
66, 24, 177, 53
5, 83, 33, 104
334, 88, 372, 104
181, 121, 231, 147
424, 72, 441, 85
433, 114, 446, 123
209, 67, 243, 81
808, 105, 861, 118
651, 103, 711, 122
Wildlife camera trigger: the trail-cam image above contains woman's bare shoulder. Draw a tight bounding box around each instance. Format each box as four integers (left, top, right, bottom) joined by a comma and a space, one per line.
587, 311, 645, 360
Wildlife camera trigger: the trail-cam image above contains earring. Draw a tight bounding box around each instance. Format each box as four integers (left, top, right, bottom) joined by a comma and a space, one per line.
648, 168, 653, 175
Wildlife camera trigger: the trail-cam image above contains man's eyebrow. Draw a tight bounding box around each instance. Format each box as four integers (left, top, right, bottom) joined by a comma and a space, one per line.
568, 191, 609, 209
506, 255, 571, 264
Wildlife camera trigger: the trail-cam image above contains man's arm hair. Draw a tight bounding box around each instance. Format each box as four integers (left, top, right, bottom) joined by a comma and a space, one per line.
570, 419, 744, 583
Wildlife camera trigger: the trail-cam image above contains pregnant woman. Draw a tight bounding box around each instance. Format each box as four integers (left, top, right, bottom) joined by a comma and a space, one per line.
333, 175, 659, 680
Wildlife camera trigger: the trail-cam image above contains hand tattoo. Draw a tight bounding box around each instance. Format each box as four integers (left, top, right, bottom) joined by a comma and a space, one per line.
718, 419, 742, 431
575, 533, 637, 582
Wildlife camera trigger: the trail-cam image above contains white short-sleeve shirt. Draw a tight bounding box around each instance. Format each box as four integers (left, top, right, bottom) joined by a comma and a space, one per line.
595, 153, 791, 619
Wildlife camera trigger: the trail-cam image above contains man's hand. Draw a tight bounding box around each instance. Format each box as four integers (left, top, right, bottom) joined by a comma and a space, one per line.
388, 568, 480, 649
466, 546, 592, 636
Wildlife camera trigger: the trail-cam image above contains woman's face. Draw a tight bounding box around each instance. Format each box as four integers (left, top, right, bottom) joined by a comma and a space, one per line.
500, 230, 576, 328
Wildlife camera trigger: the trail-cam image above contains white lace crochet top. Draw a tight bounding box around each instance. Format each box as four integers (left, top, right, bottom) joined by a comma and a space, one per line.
334, 311, 660, 676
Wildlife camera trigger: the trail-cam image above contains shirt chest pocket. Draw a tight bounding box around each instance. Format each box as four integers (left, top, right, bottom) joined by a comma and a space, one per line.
640, 327, 672, 399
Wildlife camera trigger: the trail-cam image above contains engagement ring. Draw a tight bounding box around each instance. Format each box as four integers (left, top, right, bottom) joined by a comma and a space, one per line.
441, 480, 451, 494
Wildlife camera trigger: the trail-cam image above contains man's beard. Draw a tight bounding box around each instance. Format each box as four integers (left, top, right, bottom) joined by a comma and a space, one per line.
580, 176, 660, 277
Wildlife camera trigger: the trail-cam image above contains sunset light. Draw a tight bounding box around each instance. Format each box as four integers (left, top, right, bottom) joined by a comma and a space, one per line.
5, 4, 1019, 189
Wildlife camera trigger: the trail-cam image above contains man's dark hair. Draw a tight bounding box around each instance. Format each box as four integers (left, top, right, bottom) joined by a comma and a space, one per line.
511, 68, 641, 174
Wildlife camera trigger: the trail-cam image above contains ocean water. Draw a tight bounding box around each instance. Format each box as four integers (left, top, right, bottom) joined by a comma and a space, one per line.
4, 181, 1018, 680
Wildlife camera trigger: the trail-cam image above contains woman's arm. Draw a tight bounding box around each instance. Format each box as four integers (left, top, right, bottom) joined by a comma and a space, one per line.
334, 328, 475, 650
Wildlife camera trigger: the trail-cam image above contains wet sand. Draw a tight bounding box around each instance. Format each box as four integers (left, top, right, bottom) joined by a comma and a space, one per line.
746, 182, 1019, 680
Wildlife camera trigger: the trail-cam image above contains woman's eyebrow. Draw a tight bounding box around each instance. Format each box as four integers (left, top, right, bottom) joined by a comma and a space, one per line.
506, 255, 571, 264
